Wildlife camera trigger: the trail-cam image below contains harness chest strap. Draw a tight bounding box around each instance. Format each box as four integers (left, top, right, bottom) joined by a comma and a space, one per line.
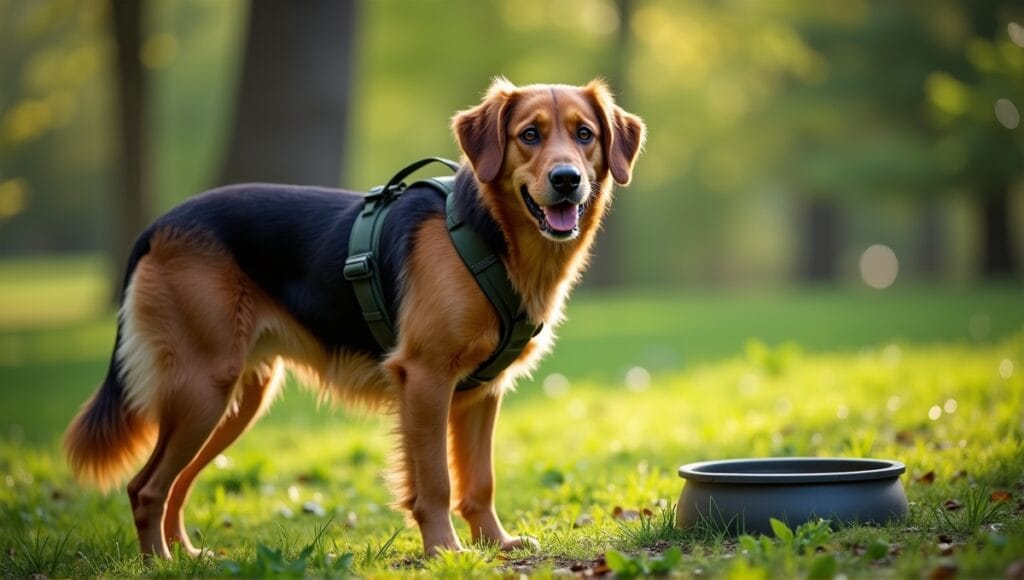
343, 158, 542, 391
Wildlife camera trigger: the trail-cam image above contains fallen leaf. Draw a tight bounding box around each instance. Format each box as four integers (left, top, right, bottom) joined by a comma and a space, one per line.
592, 557, 612, 576
916, 471, 936, 485
896, 430, 915, 445
1006, 559, 1024, 580
927, 562, 957, 580
943, 499, 963, 511
990, 490, 1012, 503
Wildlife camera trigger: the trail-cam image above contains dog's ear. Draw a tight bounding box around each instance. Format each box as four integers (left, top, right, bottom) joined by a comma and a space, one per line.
452, 78, 517, 183
585, 80, 647, 186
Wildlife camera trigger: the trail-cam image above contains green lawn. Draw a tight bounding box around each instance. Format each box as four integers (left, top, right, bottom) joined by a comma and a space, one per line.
1, 257, 1022, 577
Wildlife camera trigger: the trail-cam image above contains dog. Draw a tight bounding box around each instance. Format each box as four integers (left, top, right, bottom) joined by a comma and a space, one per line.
64, 78, 645, 558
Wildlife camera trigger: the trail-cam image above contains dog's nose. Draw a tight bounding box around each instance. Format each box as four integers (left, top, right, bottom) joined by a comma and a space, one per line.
548, 165, 581, 196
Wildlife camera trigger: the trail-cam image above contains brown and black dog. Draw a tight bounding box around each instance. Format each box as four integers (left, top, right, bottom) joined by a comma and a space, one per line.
65, 78, 645, 557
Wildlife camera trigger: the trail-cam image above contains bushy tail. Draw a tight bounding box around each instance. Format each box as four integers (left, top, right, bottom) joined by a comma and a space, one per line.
64, 359, 156, 491
64, 230, 156, 491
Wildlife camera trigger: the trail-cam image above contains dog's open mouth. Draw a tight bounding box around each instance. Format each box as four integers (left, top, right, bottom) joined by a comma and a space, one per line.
521, 186, 586, 240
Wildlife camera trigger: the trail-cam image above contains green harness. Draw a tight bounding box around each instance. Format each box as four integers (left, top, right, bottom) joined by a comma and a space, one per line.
343, 157, 541, 391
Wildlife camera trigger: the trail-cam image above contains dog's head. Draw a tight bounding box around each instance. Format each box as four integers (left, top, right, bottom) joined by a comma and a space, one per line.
453, 78, 646, 242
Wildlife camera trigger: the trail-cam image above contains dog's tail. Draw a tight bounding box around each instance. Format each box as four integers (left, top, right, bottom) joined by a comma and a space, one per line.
64, 234, 157, 492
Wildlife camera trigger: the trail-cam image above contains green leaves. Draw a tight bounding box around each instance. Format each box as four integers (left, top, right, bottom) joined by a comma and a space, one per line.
736, 519, 836, 577
807, 554, 837, 579
769, 518, 794, 543
605, 546, 684, 578
865, 539, 890, 560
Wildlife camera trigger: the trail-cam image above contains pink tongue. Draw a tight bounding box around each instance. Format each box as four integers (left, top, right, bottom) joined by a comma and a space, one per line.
543, 203, 579, 232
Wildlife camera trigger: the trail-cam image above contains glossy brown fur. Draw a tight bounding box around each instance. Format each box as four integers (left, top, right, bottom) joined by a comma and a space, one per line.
64, 79, 645, 557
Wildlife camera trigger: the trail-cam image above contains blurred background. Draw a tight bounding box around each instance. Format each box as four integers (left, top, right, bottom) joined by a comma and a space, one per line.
2, 4, 1024, 572
1, 0, 1021, 292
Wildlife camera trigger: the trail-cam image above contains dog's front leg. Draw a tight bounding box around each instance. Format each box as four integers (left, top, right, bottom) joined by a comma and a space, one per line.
392, 359, 463, 555
450, 390, 538, 551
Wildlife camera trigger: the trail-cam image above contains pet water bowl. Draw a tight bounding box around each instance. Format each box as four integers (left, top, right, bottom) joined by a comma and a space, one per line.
676, 457, 908, 535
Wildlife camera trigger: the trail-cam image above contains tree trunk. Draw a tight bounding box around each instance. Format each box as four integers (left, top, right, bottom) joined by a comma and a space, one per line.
219, 0, 358, 186
797, 197, 841, 283
980, 185, 1015, 278
917, 199, 945, 278
586, 0, 633, 288
110, 0, 149, 304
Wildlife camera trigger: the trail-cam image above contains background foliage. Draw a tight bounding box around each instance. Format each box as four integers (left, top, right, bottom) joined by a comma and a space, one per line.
1, 0, 1022, 288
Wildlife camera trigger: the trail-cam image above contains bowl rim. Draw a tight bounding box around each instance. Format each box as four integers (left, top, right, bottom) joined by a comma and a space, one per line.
678, 457, 906, 484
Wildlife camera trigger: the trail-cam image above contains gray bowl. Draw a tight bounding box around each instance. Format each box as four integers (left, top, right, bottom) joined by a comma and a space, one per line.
676, 457, 907, 535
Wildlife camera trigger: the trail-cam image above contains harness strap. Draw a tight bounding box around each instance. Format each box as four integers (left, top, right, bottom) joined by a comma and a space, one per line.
343, 190, 398, 349
343, 157, 460, 350
445, 192, 542, 389
344, 157, 540, 391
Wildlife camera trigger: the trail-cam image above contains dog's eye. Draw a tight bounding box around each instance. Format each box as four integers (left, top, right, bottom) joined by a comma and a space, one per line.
520, 127, 540, 144
576, 126, 594, 143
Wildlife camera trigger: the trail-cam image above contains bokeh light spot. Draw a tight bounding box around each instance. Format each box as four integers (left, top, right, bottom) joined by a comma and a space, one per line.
994, 98, 1020, 129
625, 366, 651, 392
1009, 22, 1024, 48
928, 405, 942, 421
543, 373, 570, 398
943, 398, 957, 414
886, 396, 901, 412
998, 358, 1014, 379
859, 244, 899, 289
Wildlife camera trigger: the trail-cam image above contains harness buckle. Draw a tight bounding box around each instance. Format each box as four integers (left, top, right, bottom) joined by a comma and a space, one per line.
365, 184, 404, 204
343, 254, 374, 281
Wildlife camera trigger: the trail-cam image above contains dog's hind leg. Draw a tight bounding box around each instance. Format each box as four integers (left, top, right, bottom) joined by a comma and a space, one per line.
121, 235, 257, 558
163, 361, 284, 556
449, 390, 537, 551
127, 366, 242, 558
126, 377, 237, 557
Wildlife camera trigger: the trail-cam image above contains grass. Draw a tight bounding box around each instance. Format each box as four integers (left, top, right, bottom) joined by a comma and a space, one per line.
1, 256, 1023, 577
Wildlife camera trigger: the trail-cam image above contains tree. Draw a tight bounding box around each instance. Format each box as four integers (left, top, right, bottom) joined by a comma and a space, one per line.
587, 0, 634, 287
218, 0, 358, 186
110, 0, 150, 299
924, 1, 1024, 278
